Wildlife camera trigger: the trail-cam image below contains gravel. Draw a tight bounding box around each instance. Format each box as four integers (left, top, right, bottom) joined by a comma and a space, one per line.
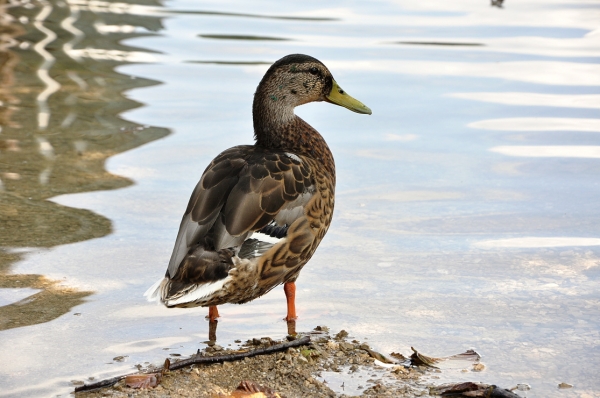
75, 327, 434, 398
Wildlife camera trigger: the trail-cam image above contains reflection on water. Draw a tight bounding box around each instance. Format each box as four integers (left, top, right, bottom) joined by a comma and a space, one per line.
395, 40, 484, 46
0, 0, 169, 331
167, 9, 339, 21
186, 60, 272, 65
0, 0, 599, 397
199, 34, 291, 41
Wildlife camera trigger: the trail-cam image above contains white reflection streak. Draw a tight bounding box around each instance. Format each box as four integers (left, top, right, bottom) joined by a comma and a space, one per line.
328, 60, 600, 86
61, 4, 83, 62
67, 0, 159, 16
450, 93, 600, 110
67, 48, 156, 62
33, 4, 60, 130
476, 237, 600, 249
470, 118, 600, 132
490, 146, 600, 158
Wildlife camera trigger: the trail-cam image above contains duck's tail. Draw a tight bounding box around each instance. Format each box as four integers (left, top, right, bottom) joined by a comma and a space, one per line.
143, 277, 167, 304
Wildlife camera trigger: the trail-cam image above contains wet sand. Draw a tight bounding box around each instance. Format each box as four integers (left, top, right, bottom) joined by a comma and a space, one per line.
75, 328, 440, 398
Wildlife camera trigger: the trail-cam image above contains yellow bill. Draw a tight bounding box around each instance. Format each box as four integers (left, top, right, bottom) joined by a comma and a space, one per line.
325, 79, 372, 115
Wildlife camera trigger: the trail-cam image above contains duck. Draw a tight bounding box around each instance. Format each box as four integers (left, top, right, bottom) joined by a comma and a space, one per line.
145, 54, 371, 326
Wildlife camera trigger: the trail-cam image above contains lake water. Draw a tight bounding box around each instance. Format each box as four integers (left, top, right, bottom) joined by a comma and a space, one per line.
1, 0, 599, 396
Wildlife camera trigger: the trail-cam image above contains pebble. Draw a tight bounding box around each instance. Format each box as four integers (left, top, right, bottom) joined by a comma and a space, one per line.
472, 363, 485, 372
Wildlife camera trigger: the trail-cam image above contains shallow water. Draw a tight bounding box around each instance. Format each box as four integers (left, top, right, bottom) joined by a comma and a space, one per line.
0, 0, 599, 396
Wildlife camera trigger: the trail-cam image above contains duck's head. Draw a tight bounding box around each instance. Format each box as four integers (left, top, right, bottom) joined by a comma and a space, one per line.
253, 54, 371, 136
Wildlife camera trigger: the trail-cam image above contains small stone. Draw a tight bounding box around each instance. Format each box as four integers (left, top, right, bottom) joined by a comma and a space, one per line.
326, 341, 339, 350
339, 342, 354, 351
514, 383, 531, 391
472, 363, 485, 372
558, 382, 573, 389
334, 330, 349, 341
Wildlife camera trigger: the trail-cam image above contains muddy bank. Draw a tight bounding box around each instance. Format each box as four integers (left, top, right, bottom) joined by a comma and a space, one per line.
74, 327, 506, 398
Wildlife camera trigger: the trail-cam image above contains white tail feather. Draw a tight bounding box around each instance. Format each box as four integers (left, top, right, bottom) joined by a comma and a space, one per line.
144, 277, 166, 303
165, 276, 231, 306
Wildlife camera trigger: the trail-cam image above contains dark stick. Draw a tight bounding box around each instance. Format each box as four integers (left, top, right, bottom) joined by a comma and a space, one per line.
168, 335, 310, 370
74, 335, 311, 393
74, 374, 133, 393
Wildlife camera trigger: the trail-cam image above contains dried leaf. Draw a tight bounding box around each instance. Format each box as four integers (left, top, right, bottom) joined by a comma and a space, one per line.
410, 347, 442, 367
410, 347, 480, 369
365, 348, 395, 364
228, 393, 270, 398
124, 373, 161, 389
390, 352, 408, 361
227, 380, 281, 398
433, 382, 522, 397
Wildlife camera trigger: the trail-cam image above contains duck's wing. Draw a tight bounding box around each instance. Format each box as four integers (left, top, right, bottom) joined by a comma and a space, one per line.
166, 145, 314, 281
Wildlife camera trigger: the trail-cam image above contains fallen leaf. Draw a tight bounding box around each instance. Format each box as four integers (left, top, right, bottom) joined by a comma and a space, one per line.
124, 373, 161, 389
364, 348, 396, 364
410, 347, 481, 369
433, 382, 522, 397
226, 380, 281, 398
390, 352, 408, 361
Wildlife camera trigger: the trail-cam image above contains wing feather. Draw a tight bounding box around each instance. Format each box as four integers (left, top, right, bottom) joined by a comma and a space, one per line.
166, 146, 315, 283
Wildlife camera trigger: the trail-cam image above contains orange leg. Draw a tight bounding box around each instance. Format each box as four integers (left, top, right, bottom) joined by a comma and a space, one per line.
283, 282, 297, 321
208, 305, 220, 322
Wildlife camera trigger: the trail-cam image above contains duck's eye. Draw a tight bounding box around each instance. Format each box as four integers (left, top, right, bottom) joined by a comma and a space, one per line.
309, 67, 318, 75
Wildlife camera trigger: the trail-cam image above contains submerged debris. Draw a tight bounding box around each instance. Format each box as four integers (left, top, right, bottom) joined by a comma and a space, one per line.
434, 382, 521, 397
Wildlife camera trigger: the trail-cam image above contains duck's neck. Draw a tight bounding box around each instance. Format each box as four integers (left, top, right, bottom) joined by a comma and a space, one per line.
253, 96, 335, 179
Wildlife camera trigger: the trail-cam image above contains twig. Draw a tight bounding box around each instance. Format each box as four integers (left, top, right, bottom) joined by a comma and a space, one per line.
74, 374, 133, 393
169, 335, 310, 370
74, 335, 311, 393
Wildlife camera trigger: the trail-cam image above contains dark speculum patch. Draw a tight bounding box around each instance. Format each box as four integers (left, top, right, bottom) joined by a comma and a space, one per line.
259, 222, 288, 239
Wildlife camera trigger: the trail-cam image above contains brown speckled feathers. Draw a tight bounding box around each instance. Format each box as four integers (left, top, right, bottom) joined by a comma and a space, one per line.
145, 54, 371, 309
